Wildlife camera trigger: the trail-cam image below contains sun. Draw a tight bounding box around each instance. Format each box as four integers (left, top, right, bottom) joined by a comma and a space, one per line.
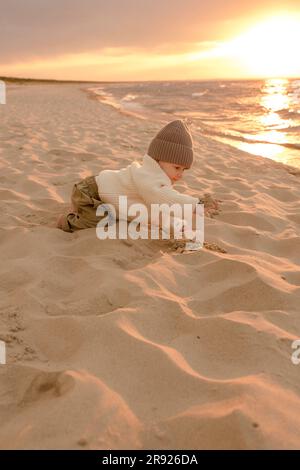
216, 13, 300, 78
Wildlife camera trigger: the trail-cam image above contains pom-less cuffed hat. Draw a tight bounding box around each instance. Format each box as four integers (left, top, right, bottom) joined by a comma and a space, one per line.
147, 119, 194, 169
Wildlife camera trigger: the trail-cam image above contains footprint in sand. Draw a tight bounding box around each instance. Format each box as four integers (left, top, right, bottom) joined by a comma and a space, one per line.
21, 371, 74, 406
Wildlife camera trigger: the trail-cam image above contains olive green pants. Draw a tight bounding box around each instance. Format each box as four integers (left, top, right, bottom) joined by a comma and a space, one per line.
59, 175, 105, 232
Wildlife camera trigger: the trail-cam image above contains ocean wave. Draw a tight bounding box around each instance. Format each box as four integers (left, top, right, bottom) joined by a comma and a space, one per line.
277, 109, 300, 119
121, 94, 138, 102
278, 125, 300, 133
199, 125, 300, 151
87, 86, 150, 120
192, 90, 208, 97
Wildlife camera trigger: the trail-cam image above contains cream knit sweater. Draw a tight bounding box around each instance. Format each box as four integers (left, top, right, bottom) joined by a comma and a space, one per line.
95, 154, 199, 223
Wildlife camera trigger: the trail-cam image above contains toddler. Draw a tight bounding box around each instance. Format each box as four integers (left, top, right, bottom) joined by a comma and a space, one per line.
56, 119, 218, 236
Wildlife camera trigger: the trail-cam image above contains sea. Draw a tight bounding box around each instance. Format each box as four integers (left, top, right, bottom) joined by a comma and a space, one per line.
87, 77, 300, 169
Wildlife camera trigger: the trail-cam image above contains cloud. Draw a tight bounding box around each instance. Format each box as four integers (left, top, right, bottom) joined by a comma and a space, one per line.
1, 0, 299, 66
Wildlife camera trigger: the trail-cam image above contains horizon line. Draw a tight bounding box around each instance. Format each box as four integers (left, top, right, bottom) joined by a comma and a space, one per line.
1, 75, 300, 84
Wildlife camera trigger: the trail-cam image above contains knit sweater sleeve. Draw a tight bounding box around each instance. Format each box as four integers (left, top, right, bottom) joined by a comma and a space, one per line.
130, 163, 199, 210
148, 182, 199, 208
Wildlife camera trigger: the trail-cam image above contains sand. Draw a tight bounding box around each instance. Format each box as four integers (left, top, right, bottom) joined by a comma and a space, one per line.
0, 82, 300, 450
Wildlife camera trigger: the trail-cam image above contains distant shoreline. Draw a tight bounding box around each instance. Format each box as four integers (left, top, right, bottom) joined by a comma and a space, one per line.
0, 76, 111, 85
2, 76, 299, 85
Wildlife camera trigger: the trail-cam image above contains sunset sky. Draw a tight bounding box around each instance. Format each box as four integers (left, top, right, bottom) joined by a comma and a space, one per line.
1, 0, 300, 81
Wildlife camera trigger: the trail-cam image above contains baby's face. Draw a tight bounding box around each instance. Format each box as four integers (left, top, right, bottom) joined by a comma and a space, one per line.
158, 161, 188, 185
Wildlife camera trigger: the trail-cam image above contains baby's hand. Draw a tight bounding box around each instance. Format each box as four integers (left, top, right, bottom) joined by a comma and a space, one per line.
204, 206, 219, 217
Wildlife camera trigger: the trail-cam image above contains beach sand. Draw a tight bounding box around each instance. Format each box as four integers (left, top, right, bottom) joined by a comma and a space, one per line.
0, 82, 300, 449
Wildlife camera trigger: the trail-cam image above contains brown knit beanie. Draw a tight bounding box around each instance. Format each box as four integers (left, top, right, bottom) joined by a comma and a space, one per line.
147, 119, 194, 169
